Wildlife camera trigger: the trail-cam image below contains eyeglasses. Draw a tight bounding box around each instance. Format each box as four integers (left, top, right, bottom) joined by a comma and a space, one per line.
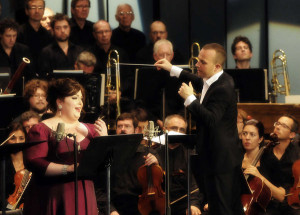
33, 94, 46, 99
274, 121, 291, 130
75, 5, 90, 9
119, 11, 133, 16
167, 126, 186, 134
151, 31, 166, 35
241, 131, 257, 138
28, 6, 45, 10
95, 30, 111, 35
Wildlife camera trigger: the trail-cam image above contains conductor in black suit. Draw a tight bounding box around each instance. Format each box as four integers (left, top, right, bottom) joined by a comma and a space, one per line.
155, 43, 244, 215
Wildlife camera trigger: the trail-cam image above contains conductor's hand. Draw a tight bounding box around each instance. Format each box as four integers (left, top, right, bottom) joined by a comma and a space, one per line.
154, 58, 173, 71
94, 118, 108, 136
178, 82, 194, 100
144, 153, 159, 166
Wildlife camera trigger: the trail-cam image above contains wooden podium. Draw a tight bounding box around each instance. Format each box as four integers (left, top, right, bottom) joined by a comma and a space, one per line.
238, 103, 300, 134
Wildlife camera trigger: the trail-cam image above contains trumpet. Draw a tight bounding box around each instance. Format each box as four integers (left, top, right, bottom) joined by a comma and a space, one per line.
188, 42, 200, 74
271, 49, 290, 99
106, 50, 121, 129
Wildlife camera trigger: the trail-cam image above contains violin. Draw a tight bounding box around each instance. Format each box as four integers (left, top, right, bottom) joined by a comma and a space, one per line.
287, 159, 300, 209
137, 121, 165, 215
241, 134, 279, 215
6, 169, 32, 210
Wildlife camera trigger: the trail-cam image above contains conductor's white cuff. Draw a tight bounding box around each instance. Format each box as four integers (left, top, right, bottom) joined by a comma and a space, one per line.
170, 66, 183, 77
184, 95, 197, 107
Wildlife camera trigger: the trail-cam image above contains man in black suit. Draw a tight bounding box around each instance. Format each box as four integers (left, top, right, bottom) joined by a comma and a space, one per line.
155, 43, 244, 215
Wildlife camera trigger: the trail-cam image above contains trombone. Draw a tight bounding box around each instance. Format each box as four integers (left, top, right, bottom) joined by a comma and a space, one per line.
186, 43, 200, 134
271, 49, 290, 99
106, 49, 121, 129
188, 42, 200, 74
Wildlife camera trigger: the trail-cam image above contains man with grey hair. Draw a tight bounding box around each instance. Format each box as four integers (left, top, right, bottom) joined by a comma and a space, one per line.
157, 114, 204, 215
136, 39, 184, 122
111, 3, 146, 62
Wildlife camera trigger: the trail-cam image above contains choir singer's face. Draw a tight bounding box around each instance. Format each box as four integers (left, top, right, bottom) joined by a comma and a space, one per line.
0, 28, 17, 49
233, 41, 252, 62
53, 20, 70, 42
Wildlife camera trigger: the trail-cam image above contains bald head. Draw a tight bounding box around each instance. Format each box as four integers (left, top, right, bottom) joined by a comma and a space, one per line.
115, 4, 134, 31
93, 20, 112, 46
150, 21, 168, 43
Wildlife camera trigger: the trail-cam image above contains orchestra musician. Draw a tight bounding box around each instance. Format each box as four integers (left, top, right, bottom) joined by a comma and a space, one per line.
158, 114, 203, 215
248, 115, 300, 215
231, 36, 253, 69
155, 43, 244, 215
96, 112, 160, 215
22, 78, 108, 215
0, 122, 27, 211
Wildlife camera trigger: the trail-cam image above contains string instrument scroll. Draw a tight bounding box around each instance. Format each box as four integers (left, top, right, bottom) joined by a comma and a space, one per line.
137, 121, 165, 215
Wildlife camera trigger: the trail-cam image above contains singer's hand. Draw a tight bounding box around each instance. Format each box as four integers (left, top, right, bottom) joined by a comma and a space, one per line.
95, 118, 108, 136
67, 163, 79, 173
144, 153, 158, 166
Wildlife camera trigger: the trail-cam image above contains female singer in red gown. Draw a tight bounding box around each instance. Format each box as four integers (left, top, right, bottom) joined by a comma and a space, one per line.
23, 78, 107, 215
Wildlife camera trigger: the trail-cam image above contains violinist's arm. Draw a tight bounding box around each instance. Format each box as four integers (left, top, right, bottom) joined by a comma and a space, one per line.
244, 165, 285, 202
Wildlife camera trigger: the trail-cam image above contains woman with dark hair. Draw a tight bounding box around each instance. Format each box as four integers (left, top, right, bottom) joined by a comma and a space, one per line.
23, 78, 107, 215
0, 122, 27, 210
241, 119, 264, 169
241, 119, 288, 213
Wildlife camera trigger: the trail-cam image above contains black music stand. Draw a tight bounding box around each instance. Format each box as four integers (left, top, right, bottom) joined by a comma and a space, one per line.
164, 134, 197, 215
78, 134, 143, 215
0, 140, 45, 215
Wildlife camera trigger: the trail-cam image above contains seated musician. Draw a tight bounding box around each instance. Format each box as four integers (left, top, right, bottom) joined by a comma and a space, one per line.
242, 116, 300, 214
0, 122, 27, 211
20, 110, 40, 133
135, 39, 184, 124
74, 51, 101, 114
96, 112, 161, 215
0, 18, 33, 95
157, 114, 203, 215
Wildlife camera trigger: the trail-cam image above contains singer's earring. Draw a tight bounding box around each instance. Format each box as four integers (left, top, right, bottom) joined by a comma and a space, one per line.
58, 104, 62, 117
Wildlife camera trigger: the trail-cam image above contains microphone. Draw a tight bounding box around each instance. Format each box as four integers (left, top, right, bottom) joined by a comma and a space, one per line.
56, 123, 65, 142
148, 121, 155, 140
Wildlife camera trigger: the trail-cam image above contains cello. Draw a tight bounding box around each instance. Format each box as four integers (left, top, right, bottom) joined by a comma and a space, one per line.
137, 121, 165, 215
241, 134, 279, 215
287, 159, 300, 209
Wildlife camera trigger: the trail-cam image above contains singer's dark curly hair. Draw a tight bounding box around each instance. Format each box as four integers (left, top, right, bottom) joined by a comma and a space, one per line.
47, 78, 85, 114
244, 119, 264, 139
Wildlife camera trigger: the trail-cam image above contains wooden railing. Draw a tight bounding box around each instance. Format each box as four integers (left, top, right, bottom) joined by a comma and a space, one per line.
237, 103, 300, 134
